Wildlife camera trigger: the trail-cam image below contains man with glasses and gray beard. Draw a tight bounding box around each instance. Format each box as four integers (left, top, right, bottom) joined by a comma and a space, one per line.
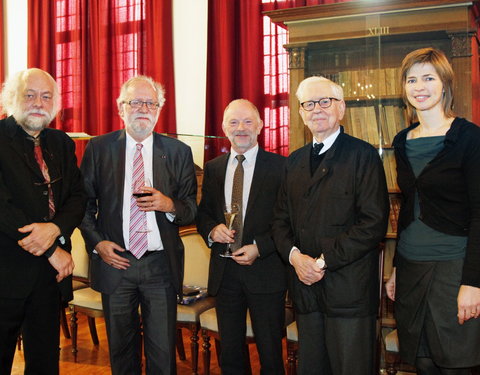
272, 76, 389, 375
0, 68, 86, 374
80, 75, 197, 375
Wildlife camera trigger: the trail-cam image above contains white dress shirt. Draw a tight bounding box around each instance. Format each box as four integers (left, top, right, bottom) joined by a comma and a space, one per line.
224, 144, 259, 222
313, 127, 340, 155
122, 133, 163, 251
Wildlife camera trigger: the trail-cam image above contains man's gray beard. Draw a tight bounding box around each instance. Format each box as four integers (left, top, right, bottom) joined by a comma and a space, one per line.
126, 116, 157, 139
14, 109, 53, 133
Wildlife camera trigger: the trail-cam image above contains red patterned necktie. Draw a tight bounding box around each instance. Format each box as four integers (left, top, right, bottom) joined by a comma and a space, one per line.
129, 143, 148, 259
33, 139, 55, 219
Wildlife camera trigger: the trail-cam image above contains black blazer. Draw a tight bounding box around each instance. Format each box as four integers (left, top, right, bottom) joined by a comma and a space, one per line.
196, 147, 287, 295
272, 130, 389, 315
393, 117, 480, 287
80, 129, 197, 296
0, 116, 86, 301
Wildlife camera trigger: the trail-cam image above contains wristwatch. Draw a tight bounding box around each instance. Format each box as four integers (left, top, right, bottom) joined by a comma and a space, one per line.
316, 253, 327, 270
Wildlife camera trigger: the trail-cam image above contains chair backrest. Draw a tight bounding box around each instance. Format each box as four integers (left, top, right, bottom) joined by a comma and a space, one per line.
71, 228, 89, 281
180, 227, 210, 288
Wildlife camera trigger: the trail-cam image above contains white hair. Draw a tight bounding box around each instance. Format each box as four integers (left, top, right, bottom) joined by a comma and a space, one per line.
0, 68, 60, 117
116, 75, 166, 108
295, 76, 344, 101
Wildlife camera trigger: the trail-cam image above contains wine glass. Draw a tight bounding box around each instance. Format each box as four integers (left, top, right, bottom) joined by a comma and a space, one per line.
133, 177, 152, 233
132, 177, 152, 199
220, 202, 240, 258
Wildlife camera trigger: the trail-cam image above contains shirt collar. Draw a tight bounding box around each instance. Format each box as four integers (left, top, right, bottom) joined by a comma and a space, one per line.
229, 143, 259, 165
126, 131, 153, 150
313, 127, 340, 154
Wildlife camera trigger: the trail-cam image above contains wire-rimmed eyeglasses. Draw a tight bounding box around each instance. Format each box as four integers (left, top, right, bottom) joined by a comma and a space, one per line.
300, 97, 340, 111
125, 100, 160, 110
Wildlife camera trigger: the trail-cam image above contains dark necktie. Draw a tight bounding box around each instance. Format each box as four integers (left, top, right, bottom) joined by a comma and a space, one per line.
231, 154, 245, 251
31, 137, 56, 219
310, 142, 324, 175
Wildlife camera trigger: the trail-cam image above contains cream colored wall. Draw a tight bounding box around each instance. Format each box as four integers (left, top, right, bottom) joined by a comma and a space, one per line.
3, 0, 208, 167
4, 0, 28, 76
173, 0, 208, 168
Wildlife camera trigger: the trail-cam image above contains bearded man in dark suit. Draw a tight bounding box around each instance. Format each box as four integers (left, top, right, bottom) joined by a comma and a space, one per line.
197, 99, 287, 374
80, 76, 197, 375
272, 76, 389, 375
0, 68, 86, 374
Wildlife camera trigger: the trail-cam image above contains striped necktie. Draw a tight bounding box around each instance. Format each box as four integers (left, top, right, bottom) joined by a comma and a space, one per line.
129, 143, 148, 259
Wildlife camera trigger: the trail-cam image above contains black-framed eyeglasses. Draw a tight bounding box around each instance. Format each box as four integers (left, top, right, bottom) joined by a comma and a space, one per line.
300, 97, 340, 111
126, 100, 160, 110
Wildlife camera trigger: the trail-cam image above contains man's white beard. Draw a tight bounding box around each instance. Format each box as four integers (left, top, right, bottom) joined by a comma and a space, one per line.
126, 113, 158, 139
14, 109, 54, 133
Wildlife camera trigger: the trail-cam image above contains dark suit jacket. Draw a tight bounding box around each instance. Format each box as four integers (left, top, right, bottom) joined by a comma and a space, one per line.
196, 148, 287, 295
272, 129, 389, 315
0, 116, 87, 301
80, 129, 197, 296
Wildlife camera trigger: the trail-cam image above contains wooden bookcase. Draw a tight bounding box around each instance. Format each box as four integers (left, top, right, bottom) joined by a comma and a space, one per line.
266, 0, 480, 279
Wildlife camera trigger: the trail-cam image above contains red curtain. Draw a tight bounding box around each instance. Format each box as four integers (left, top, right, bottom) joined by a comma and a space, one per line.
0, 0, 5, 95
204, 0, 265, 159
205, 0, 351, 160
28, 0, 176, 137
0, 1, 5, 118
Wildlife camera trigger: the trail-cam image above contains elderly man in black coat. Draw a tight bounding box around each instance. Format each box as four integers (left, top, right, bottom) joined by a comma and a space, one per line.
273, 76, 389, 375
0, 68, 86, 374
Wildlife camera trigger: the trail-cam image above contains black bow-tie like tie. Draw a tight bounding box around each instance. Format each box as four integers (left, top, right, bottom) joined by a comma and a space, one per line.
313, 142, 324, 156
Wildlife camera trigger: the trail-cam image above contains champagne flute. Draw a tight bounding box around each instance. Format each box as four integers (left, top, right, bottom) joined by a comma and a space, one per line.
133, 177, 152, 232
220, 202, 240, 257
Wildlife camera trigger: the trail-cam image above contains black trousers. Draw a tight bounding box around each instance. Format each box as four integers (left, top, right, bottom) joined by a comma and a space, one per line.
215, 260, 286, 375
102, 251, 177, 375
0, 274, 60, 375
296, 311, 376, 375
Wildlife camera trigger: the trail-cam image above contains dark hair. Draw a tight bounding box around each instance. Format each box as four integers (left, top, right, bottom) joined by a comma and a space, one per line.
400, 47, 454, 123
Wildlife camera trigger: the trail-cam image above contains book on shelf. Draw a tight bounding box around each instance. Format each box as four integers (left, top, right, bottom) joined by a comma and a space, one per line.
383, 239, 396, 281
383, 150, 399, 192
388, 195, 401, 234
331, 67, 401, 99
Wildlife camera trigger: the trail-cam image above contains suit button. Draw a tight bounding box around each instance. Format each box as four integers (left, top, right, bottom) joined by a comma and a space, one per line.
43, 191, 48, 195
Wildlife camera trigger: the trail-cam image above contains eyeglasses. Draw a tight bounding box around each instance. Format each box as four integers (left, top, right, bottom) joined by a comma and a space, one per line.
24, 93, 53, 103
300, 98, 340, 111
126, 100, 160, 110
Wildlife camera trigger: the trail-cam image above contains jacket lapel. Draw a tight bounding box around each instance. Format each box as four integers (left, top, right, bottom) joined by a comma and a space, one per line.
215, 153, 228, 216
110, 130, 126, 214
245, 148, 267, 219
152, 133, 167, 193
6, 117, 44, 180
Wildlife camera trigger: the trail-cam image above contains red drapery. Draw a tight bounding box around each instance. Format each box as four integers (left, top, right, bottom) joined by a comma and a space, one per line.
27, 0, 176, 138
205, 0, 351, 160
0, 1, 5, 88
204, 0, 265, 158
0, 1, 5, 118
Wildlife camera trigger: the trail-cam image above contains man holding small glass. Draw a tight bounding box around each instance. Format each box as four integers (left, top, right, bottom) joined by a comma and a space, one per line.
80, 75, 197, 375
197, 99, 287, 374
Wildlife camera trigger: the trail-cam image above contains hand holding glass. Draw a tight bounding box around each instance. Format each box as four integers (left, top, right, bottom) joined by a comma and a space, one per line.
133, 177, 152, 233
220, 203, 240, 258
